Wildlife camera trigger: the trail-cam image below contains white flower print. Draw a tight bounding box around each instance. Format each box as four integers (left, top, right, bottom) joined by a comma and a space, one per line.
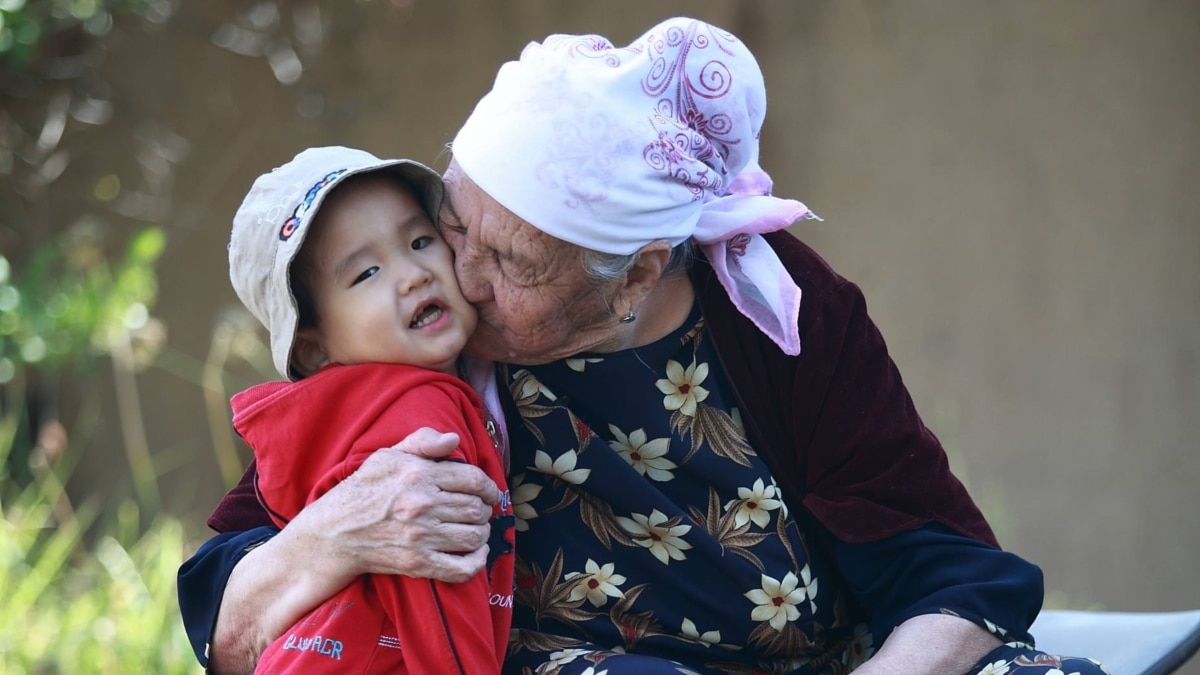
976, 661, 1011, 675
985, 619, 1008, 636
771, 476, 789, 519
723, 477, 783, 528
510, 473, 542, 532
844, 623, 874, 669
616, 509, 693, 564
744, 572, 807, 631
679, 618, 721, 647
566, 356, 603, 372
608, 425, 676, 482
565, 559, 626, 607
545, 648, 591, 667
514, 368, 557, 400
655, 358, 710, 416
532, 449, 591, 485
580, 668, 608, 675
797, 563, 818, 613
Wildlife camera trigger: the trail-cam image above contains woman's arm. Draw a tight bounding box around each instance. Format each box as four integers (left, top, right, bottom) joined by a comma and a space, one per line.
853, 614, 1001, 675
204, 429, 500, 674
833, 523, 1042, 675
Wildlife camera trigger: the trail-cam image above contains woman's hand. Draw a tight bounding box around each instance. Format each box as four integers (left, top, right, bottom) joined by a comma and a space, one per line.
851, 613, 1002, 675
310, 427, 501, 581
208, 428, 499, 674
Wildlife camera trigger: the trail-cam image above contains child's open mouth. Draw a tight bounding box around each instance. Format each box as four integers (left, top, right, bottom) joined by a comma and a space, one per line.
411, 303, 444, 328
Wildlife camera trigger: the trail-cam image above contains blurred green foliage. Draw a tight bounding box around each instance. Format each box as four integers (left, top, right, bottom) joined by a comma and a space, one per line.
0, 1, 199, 671
0, 0, 162, 65
0, 0, 401, 669
0, 410, 198, 673
0, 225, 165, 384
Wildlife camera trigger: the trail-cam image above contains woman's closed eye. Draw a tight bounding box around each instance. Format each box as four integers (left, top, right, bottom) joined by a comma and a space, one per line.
497, 253, 535, 286
351, 266, 379, 286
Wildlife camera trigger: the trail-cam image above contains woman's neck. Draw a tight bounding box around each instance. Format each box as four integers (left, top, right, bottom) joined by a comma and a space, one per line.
623, 273, 696, 351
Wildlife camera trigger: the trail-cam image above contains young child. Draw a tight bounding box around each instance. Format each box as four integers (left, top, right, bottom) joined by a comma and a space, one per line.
226, 146, 514, 674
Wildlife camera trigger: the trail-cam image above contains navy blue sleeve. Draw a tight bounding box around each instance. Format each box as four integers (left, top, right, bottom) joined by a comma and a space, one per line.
177, 527, 279, 668
835, 523, 1044, 646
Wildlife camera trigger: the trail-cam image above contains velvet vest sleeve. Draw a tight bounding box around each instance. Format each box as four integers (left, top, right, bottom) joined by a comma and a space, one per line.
695, 230, 998, 547
207, 459, 272, 532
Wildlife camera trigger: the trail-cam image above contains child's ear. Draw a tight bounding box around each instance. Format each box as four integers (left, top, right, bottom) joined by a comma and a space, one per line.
290, 329, 330, 378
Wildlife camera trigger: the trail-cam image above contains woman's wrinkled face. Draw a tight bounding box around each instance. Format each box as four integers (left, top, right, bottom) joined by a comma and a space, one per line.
439, 160, 623, 364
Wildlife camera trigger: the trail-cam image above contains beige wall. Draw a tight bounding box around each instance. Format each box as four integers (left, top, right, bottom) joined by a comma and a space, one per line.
61, 0, 1198, 633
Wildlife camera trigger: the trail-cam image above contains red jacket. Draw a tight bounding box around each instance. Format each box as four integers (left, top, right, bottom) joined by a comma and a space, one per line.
231, 363, 514, 674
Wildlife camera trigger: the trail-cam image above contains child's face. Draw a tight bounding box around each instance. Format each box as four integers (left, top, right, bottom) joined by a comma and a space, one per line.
297, 175, 477, 375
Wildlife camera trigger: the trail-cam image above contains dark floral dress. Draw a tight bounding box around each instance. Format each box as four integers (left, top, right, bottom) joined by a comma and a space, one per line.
500, 307, 1108, 675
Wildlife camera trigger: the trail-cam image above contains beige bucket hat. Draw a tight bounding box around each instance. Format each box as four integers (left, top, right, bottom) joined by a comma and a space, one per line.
228, 146, 443, 379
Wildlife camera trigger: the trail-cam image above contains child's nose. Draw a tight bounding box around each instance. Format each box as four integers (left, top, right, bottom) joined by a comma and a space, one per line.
398, 265, 433, 294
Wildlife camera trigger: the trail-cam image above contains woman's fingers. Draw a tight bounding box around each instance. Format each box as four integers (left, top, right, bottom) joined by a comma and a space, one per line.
294, 432, 498, 581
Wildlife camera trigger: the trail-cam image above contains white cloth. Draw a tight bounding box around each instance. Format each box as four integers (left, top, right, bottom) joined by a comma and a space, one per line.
453, 17, 818, 355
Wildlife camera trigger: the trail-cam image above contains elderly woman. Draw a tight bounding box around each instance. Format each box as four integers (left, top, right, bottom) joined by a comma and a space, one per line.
180, 17, 1108, 675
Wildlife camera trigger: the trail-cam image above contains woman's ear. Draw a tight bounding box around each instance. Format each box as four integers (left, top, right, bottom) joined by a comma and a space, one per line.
290, 328, 330, 378
618, 239, 673, 311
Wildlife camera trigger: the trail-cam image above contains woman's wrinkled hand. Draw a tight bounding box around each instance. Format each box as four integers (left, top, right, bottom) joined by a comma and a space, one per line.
287, 427, 501, 583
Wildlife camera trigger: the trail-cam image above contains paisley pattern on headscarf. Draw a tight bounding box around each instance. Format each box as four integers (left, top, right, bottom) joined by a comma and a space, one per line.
453, 17, 818, 356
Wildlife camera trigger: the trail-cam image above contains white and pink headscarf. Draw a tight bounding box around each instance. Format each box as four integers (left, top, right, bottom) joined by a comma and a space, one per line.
452, 16, 819, 355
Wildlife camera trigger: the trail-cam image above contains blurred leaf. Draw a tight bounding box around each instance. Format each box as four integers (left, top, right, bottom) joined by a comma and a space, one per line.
128, 225, 165, 263
1, 407, 198, 672
0, 224, 166, 374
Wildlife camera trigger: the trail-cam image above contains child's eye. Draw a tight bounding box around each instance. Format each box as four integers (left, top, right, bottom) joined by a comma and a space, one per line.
351, 267, 379, 286
411, 236, 434, 251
